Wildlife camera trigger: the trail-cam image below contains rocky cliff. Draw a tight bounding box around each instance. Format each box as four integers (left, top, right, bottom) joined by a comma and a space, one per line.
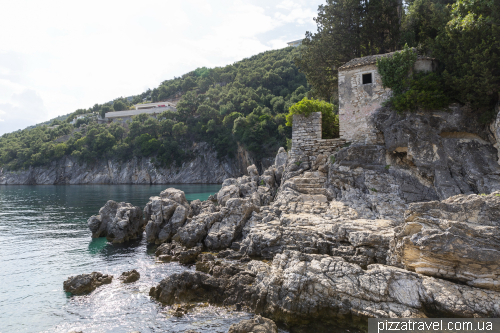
141, 106, 500, 332
0, 142, 272, 185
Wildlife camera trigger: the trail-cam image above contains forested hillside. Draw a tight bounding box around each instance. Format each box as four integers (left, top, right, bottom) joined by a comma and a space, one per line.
0, 47, 309, 170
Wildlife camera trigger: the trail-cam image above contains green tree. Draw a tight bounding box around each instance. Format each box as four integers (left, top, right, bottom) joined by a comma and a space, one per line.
434, 0, 500, 120
113, 100, 127, 111
172, 122, 188, 137
295, 0, 402, 100
160, 119, 175, 136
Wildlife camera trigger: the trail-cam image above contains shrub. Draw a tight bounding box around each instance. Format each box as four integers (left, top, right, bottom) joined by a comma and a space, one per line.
377, 45, 417, 95
286, 97, 339, 139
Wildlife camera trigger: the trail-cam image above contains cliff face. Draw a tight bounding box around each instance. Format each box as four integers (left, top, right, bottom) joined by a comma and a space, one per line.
0, 142, 263, 185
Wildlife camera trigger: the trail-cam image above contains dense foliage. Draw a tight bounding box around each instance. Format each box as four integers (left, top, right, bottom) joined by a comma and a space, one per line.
299, 0, 499, 120
285, 98, 339, 139
433, 0, 500, 121
376, 45, 450, 111
0, 48, 310, 170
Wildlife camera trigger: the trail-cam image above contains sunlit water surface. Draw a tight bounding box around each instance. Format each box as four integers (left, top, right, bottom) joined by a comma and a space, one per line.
0, 184, 266, 333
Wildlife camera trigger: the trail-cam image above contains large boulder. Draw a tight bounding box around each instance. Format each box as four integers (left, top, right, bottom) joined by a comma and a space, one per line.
144, 188, 191, 244
204, 198, 259, 250
87, 200, 144, 243
63, 272, 113, 295
228, 315, 278, 333
173, 211, 222, 248
391, 192, 500, 291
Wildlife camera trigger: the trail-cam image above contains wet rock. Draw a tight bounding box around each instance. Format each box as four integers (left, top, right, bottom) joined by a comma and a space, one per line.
87, 200, 144, 243
228, 315, 278, 333
155, 241, 202, 265
63, 272, 113, 295
119, 269, 140, 283
391, 192, 500, 291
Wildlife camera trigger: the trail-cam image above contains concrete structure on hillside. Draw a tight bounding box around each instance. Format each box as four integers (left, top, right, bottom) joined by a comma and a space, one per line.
287, 39, 302, 47
134, 101, 176, 110
338, 52, 437, 144
104, 102, 177, 123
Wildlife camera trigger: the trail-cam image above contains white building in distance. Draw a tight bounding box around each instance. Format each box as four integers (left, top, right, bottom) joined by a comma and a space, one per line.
104, 102, 177, 123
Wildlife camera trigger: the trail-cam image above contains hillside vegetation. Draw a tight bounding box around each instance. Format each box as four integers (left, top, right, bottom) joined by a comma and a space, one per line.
0, 47, 309, 170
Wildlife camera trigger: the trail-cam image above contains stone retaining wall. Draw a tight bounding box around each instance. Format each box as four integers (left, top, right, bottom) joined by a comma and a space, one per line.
290, 112, 345, 160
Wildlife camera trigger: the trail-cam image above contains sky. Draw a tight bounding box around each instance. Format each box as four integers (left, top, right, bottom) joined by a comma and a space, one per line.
0, 0, 325, 135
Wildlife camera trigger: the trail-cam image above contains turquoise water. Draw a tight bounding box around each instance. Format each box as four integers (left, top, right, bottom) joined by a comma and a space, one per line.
0, 184, 259, 333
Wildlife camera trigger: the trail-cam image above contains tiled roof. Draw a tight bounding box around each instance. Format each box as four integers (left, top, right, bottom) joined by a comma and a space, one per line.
338, 50, 434, 71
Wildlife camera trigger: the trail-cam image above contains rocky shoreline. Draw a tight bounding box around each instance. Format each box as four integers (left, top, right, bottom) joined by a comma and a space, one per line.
67, 107, 500, 333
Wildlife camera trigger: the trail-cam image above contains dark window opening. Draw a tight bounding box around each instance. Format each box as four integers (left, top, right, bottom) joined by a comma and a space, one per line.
362, 73, 372, 84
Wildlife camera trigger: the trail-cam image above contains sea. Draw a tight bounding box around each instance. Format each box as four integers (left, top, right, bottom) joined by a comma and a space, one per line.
0, 184, 267, 333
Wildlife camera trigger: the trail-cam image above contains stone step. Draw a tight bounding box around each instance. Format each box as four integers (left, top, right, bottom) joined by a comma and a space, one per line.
293, 178, 326, 185
297, 188, 328, 195
296, 184, 323, 189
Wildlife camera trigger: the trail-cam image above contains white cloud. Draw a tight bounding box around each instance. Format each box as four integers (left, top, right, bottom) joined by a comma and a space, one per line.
0, 0, 325, 135
0, 89, 48, 134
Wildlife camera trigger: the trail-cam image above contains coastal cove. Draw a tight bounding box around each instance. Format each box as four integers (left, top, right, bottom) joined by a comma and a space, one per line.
0, 184, 274, 333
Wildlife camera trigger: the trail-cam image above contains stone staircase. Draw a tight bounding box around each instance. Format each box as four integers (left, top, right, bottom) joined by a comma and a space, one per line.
290, 171, 328, 196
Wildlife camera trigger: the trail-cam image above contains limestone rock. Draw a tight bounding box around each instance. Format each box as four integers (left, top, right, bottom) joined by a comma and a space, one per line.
144, 188, 191, 244
239, 201, 395, 267
119, 269, 140, 283
87, 200, 144, 243
228, 315, 278, 333
0, 142, 254, 185
155, 241, 202, 264
218, 185, 241, 206
373, 106, 500, 200
391, 192, 500, 291
150, 252, 500, 330
190, 199, 217, 216
63, 272, 113, 295
204, 198, 259, 250
274, 147, 288, 167
149, 261, 256, 307
174, 212, 222, 248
